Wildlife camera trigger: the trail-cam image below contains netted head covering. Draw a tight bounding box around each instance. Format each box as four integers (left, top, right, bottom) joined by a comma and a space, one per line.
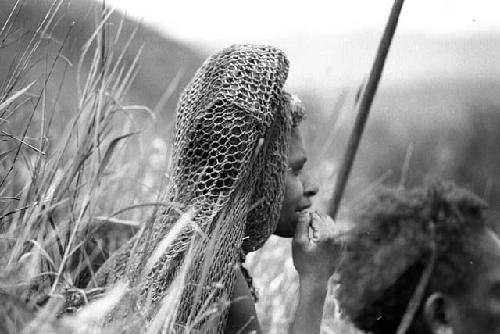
93, 44, 305, 332
171, 44, 304, 251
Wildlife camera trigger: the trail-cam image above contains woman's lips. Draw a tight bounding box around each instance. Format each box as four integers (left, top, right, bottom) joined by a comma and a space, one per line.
296, 204, 311, 212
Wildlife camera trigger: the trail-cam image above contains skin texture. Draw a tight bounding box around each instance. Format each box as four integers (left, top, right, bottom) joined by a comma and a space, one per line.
224, 269, 262, 334
225, 126, 339, 334
290, 211, 340, 334
274, 127, 319, 238
425, 227, 500, 334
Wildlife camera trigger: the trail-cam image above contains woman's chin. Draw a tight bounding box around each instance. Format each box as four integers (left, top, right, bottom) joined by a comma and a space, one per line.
273, 229, 294, 238
273, 216, 298, 238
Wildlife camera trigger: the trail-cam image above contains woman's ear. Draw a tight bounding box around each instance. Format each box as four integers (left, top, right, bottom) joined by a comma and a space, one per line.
423, 292, 454, 334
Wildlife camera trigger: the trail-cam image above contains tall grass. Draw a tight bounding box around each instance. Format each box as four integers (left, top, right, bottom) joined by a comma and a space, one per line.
0, 1, 362, 333
0, 1, 162, 332
0, 2, 249, 332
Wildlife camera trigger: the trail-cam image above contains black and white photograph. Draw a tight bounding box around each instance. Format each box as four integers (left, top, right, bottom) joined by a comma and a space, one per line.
2, 0, 500, 333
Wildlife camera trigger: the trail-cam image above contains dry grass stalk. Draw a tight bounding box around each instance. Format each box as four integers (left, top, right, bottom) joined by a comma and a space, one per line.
0, 1, 158, 332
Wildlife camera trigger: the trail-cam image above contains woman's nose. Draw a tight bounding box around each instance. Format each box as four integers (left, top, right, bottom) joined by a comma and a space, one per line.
303, 174, 319, 197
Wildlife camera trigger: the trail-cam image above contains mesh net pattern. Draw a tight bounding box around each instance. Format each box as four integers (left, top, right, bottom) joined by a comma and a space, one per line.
92, 44, 305, 333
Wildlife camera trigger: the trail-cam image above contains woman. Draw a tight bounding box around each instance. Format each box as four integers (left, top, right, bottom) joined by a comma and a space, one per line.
91, 44, 341, 333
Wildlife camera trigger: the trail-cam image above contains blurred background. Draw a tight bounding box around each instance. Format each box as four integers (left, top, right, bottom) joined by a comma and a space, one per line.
1, 0, 500, 332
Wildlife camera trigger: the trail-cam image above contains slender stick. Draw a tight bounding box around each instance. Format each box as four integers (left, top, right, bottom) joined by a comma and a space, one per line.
328, 0, 406, 219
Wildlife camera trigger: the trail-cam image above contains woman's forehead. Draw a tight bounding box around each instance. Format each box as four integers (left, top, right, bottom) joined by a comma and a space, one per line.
289, 127, 307, 163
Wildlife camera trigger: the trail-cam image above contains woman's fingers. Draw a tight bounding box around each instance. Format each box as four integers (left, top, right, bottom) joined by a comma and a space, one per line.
294, 211, 311, 243
292, 210, 343, 280
309, 212, 334, 242
294, 211, 348, 252
311, 212, 350, 243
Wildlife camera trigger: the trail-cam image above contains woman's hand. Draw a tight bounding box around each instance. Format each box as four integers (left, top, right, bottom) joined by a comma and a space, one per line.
290, 211, 345, 334
292, 211, 343, 282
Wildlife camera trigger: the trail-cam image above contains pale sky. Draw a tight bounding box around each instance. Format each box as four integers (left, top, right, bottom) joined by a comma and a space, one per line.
104, 0, 500, 44
99, 0, 500, 94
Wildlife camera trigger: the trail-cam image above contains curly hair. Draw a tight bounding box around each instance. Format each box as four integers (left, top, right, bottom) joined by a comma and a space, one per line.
336, 179, 488, 334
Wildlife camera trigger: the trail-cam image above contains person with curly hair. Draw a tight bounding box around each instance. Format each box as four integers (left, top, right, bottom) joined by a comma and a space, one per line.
336, 180, 500, 334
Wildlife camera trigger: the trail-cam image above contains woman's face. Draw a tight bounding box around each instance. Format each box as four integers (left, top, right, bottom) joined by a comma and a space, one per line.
274, 127, 319, 238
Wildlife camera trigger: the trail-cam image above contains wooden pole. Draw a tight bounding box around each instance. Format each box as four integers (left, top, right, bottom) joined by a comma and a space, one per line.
328, 0, 406, 219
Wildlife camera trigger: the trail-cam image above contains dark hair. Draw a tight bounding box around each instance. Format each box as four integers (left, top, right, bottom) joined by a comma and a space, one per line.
336, 179, 487, 334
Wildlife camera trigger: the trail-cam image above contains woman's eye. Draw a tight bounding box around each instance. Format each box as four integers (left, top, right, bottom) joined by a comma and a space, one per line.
491, 283, 500, 300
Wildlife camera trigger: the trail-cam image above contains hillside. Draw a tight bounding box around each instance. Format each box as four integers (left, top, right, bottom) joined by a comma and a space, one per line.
0, 0, 205, 131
